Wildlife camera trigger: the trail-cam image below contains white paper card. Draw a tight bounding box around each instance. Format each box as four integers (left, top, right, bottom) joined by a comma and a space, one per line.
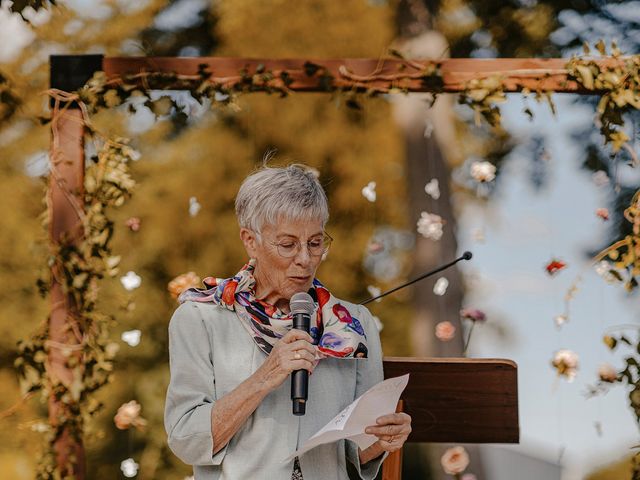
284, 374, 409, 462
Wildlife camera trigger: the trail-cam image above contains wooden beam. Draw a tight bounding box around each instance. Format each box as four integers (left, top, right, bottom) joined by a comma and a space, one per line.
383, 357, 519, 444
103, 56, 624, 94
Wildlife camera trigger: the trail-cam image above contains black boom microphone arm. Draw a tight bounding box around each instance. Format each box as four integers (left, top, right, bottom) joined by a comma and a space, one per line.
359, 251, 473, 306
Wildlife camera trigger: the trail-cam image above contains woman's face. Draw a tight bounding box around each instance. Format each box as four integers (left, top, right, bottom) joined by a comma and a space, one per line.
241, 217, 325, 308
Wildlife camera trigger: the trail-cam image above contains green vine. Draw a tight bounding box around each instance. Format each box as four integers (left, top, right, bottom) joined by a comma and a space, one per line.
593, 189, 640, 292
566, 41, 640, 157
15, 131, 135, 479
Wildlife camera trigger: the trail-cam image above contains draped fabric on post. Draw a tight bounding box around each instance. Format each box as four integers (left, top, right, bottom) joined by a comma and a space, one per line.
178, 259, 369, 359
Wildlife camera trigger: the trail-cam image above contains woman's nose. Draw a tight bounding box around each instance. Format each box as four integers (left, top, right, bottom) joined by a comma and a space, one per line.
293, 244, 312, 265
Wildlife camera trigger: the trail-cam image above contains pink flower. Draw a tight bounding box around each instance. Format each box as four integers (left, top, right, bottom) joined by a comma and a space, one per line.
595, 208, 609, 221
598, 363, 617, 383
125, 217, 141, 231
435, 321, 456, 342
114, 400, 147, 430
441, 446, 469, 475
460, 308, 486, 323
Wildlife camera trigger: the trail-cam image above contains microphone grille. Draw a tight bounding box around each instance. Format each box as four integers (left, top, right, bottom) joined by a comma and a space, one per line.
290, 292, 314, 316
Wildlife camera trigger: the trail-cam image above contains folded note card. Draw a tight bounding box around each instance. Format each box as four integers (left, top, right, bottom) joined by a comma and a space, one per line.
284, 374, 409, 462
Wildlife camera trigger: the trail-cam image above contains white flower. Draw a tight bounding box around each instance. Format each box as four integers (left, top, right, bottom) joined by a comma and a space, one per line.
120, 271, 141, 291
554, 315, 568, 327
594, 261, 618, 283
471, 227, 485, 243
189, 196, 201, 217
121, 329, 141, 347
552, 349, 579, 382
122, 146, 141, 161
470, 160, 496, 182
366, 285, 382, 302
361, 181, 377, 202
30, 422, 49, 433
598, 363, 617, 383
441, 446, 469, 475
120, 458, 139, 478
423, 120, 434, 138
592, 170, 610, 187
433, 277, 449, 296
372, 315, 384, 332
417, 211, 444, 240
424, 178, 440, 199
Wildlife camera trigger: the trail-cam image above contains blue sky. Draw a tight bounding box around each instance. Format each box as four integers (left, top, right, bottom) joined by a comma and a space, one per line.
458, 93, 640, 479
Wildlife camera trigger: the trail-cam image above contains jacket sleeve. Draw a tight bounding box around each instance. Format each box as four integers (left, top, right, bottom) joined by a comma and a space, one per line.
345, 304, 389, 479
164, 301, 228, 466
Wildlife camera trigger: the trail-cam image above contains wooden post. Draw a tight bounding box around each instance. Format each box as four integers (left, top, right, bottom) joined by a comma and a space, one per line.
381, 400, 404, 480
48, 54, 102, 479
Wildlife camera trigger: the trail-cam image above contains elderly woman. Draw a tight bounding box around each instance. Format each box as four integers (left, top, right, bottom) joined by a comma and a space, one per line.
164, 165, 411, 480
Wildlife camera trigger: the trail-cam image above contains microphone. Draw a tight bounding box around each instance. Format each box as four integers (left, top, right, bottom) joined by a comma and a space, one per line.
290, 292, 314, 416
360, 251, 473, 305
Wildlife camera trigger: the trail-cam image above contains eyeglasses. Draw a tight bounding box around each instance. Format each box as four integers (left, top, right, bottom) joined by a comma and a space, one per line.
268, 232, 333, 258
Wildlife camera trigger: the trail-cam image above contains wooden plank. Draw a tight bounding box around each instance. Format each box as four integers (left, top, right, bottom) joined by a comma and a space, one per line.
102, 56, 625, 94
383, 357, 519, 444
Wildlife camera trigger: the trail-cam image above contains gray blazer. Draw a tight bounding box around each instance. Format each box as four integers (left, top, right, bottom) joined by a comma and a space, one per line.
164, 299, 387, 480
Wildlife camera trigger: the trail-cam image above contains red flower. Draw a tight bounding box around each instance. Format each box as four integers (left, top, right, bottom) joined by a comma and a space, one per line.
316, 286, 331, 308
221, 280, 237, 305
545, 259, 567, 276
318, 345, 354, 357
333, 304, 353, 323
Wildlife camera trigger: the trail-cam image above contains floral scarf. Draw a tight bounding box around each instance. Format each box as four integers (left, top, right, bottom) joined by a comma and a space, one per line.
178, 260, 368, 359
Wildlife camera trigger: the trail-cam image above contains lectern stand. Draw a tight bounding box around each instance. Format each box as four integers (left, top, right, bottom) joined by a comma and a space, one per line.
380, 357, 519, 480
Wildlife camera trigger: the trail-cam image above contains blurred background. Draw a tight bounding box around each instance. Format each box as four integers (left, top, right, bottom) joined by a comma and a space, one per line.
0, 0, 639, 479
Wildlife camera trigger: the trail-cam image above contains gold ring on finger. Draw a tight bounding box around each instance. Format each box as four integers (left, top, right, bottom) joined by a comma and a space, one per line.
294, 352, 301, 360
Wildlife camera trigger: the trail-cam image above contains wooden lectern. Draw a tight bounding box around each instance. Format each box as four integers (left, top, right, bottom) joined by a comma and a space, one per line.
380, 357, 519, 480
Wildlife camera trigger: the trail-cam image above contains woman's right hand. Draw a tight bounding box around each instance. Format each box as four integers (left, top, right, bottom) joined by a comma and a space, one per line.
256, 329, 317, 392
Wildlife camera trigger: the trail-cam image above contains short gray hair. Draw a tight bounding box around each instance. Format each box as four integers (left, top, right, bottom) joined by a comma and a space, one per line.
235, 164, 329, 235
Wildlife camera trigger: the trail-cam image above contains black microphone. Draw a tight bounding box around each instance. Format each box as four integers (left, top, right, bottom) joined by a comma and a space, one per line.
290, 292, 314, 416
360, 251, 473, 305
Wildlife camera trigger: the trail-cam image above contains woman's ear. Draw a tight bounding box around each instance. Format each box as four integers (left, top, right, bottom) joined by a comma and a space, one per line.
239, 228, 258, 257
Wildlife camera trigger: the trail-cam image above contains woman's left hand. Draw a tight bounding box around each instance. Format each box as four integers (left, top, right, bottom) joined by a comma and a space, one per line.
364, 412, 412, 453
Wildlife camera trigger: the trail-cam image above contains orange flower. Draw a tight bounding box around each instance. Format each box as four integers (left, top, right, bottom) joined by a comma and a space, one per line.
114, 400, 147, 430
435, 321, 456, 342
168, 272, 201, 300
441, 446, 469, 475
